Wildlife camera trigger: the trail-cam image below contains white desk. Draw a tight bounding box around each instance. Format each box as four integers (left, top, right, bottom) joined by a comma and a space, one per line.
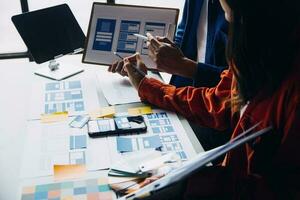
0, 55, 203, 200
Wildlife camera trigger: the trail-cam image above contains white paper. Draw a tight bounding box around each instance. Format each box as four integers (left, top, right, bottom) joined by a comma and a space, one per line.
28, 72, 100, 119
110, 150, 162, 174
97, 71, 141, 105
86, 136, 111, 171
20, 120, 89, 178
83, 4, 178, 68
106, 109, 198, 167
21, 109, 198, 178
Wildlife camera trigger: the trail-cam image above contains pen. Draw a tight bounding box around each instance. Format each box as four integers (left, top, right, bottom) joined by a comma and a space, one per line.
133, 33, 148, 41
113, 52, 146, 76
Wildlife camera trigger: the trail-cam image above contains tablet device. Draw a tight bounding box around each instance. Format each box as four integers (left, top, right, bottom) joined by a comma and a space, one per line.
12, 4, 85, 64
82, 3, 179, 68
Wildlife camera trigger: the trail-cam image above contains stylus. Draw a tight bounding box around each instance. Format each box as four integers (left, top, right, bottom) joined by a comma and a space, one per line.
133, 33, 148, 41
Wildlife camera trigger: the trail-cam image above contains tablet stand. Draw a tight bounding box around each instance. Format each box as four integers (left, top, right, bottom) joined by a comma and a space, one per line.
34, 50, 84, 81
34, 60, 84, 81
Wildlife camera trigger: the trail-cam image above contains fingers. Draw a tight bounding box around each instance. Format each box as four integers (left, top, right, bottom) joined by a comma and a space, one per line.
156, 36, 173, 45
108, 60, 127, 76
136, 53, 147, 74
108, 60, 119, 72
114, 60, 122, 73
109, 53, 147, 77
123, 59, 135, 75
126, 53, 138, 62
147, 32, 161, 50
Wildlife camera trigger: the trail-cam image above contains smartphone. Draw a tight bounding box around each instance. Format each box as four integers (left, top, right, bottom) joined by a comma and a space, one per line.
88, 115, 147, 138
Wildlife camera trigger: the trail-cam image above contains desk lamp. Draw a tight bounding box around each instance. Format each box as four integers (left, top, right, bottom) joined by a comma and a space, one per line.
12, 4, 85, 80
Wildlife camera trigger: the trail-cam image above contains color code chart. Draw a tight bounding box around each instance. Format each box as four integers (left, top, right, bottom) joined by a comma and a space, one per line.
44, 80, 85, 114
21, 177, 115, 200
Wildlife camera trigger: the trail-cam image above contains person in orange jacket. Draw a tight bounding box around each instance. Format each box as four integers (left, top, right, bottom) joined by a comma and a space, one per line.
109, 0, 300, 198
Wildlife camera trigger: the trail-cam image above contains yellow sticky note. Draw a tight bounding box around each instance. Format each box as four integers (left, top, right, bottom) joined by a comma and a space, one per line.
128, 106, 152, 116
53, 164, 86, 181
89, 106, 115, 119
41, 111, 68, 123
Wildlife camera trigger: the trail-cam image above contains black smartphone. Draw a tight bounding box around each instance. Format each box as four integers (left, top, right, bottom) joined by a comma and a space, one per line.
88, 115, 147, 138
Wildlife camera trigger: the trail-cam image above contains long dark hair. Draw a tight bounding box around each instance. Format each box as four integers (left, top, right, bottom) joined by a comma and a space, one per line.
225, 0, 299, 105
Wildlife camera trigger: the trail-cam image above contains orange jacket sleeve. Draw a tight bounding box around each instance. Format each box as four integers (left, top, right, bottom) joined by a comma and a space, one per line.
138, 70, 233, 130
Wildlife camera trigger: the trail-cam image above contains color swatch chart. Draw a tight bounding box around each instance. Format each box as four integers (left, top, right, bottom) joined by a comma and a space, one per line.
146, 112, 187, 160
21, 177, 114, 200
44, 80, 85, 114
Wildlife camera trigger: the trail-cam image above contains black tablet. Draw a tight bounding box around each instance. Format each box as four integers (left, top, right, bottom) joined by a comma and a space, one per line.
12, 4, 85, 64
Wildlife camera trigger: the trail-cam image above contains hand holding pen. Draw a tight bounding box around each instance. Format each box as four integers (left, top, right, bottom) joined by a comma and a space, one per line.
108, 52, 147, 90
113, 52, 147, 76
143, 33, 193, 77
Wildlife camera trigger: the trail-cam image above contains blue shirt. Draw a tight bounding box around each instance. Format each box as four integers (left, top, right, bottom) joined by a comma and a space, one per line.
170, 0, 228, 87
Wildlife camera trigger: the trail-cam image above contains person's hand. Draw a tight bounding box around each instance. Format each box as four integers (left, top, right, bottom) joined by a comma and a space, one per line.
147, 33, 197, 78
108, 59, 128, 76
123, 53, 147, 90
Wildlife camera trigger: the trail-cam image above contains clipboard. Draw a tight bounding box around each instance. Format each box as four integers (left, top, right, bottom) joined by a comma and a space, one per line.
82, 2, 179, 68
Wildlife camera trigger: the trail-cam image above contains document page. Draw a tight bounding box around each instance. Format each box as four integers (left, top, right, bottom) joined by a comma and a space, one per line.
96, 70, 140, 105
106, 109, 197, 168
28, 72, 100, 119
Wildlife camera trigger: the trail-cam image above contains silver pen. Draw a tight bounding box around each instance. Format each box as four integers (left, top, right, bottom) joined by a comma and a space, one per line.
133, 33, 148, 41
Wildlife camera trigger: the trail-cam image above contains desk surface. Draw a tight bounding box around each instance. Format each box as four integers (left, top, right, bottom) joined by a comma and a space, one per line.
0, 55, 203, 200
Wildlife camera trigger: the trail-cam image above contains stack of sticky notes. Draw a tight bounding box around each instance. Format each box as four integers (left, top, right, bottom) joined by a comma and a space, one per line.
89, 106, 116, 119
128, 106, 152, 116
41, 111, 68, 123
53, 164, 86, 181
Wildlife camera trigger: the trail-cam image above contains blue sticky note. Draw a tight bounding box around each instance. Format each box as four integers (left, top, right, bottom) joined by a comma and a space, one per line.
142, 135, 162, 149
70, 135, 87, 150
75, 135, 87, 149
117, 137, 133, 152
45, 82, 60, 91
68, 81, 81, 89
164, 126, 174, 133
152, 127, 161, 134
179, 151, 187, 160
70, 136, 75, 150
74, 101, 84, 111
73, 187, 86, 195
98, 184, 110, 192
34, 191, 48, 199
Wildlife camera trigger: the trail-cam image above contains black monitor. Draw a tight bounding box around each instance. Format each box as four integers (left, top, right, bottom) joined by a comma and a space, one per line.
12, 4, 85, 64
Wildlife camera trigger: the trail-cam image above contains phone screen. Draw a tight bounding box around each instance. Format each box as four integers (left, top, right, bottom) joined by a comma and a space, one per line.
88, 116, 147, 137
